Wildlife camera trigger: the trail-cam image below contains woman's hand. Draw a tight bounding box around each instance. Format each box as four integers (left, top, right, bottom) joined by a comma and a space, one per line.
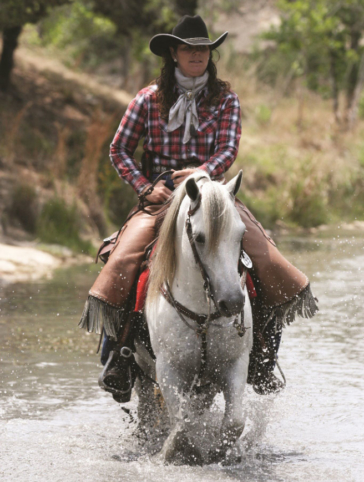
171, 168, 197, 187
141, 180, 172, 204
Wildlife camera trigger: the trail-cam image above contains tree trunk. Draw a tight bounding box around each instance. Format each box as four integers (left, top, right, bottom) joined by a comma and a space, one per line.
119, 35, 131, 89
345, 31, 361, 116
0, 26, 22, 92
330, 50, 340, 124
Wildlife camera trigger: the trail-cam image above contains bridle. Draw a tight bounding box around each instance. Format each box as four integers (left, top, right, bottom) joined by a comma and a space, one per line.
160, 191, 251, 380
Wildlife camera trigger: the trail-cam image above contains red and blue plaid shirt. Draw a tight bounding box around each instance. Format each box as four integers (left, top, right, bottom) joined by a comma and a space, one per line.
110, 84, 242, 194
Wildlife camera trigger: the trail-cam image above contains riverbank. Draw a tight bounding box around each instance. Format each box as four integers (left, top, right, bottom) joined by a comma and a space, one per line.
0, 240, 92, 285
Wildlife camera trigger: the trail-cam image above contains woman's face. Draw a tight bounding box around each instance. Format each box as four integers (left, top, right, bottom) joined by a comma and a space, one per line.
170, 44, 210, 77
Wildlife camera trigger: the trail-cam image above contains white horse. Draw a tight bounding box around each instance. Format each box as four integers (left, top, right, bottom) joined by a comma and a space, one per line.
134, 171, 253, 464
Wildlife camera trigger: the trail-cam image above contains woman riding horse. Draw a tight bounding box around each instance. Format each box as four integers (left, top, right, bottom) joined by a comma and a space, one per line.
79, 15, 318, 401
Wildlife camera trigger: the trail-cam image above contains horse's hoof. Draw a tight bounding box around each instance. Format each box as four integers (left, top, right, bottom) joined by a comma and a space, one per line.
162, 430, 203, 466
221, 422, 245, 445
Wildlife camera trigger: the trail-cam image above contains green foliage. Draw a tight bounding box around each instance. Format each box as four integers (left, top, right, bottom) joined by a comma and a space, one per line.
287, 166, 329, 228
328, 166, 364, 220
19, 124, 54, 160
8, 183, 39, 233
259, 0, 364, 101
34, 0, 119, 68
0, 0, 71, 29
255, 104, 272, 125
66, 128, 87, 179
92, 0, 190, 37
238, 148, 333, 229
22, 0, 197, 76
239, 187, 282, 228
97, 149, 138, 226
358, 95, 364, 119
37, 197, 93, 254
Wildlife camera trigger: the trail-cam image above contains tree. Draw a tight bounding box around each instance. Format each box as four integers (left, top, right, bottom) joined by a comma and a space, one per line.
0, 0, 71, 92
264, 0, 364, 128
91, 0, 198, 87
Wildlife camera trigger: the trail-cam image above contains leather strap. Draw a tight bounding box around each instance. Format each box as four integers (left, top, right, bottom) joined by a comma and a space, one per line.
185, 215, 220, 312
187, 194, 202, 216
160, 285, 221, 326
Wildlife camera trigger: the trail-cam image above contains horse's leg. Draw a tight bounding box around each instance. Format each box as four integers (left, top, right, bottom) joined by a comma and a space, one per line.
134, 375, 159, 439
211, 355, 249, 461
156, 357, 203, 465
190, 382, 218, 415
134, 341, 168, 441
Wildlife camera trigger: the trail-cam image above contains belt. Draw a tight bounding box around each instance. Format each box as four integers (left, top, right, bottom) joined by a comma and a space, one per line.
150, 162, 200, 174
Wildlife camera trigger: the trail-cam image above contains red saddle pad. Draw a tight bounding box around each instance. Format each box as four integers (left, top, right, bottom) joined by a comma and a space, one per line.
135, 267, 257, 313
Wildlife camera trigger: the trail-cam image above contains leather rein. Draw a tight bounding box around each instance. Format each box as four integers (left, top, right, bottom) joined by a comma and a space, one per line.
160, 192, 250, 380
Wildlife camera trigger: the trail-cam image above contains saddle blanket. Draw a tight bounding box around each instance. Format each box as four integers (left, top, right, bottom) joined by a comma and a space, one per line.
135, 268, 257, 312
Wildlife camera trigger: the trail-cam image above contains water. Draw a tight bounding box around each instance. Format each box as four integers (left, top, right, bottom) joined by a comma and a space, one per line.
1, 232, 363, 481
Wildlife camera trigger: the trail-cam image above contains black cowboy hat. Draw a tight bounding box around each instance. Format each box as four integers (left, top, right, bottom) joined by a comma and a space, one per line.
150, 15, 228, 57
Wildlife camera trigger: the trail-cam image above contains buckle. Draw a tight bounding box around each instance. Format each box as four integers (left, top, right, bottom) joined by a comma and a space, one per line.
120, 346, 133, 358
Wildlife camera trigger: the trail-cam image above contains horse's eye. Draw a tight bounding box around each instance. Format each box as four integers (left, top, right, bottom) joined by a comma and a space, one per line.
195, 233, 205, 244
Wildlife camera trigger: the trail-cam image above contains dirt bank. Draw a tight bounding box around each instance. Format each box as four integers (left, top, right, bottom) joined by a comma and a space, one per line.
0, 242, 92, 285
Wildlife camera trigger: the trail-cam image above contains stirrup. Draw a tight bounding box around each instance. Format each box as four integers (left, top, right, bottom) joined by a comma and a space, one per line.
98, 349, 133, 403
249, 370, 285, 396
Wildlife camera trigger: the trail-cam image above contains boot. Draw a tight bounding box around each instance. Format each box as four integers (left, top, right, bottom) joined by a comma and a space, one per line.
247, 356, 285, 395
247, 311, 285, 395
98, 347, 136, 403
98, 311, 144, 403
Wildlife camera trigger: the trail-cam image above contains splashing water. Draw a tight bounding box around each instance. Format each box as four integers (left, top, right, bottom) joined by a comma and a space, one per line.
0, 232, 363, 481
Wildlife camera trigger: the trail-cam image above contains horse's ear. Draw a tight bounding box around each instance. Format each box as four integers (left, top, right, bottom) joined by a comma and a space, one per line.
226, 170, 243, 197
186, 177, 200, 202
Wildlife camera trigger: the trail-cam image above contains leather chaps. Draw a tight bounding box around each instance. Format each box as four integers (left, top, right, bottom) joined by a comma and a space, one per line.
79, 199, 318, 339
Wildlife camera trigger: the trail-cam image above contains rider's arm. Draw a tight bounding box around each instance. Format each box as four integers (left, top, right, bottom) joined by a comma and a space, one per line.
198, 92, 241, 178
109, 88, 153, 195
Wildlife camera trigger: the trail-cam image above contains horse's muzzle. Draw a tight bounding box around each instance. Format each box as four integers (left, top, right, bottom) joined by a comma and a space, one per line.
217, 293, 245, 317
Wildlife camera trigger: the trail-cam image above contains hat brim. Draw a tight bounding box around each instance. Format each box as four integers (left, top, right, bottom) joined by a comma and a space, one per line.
149, 32, 228, 57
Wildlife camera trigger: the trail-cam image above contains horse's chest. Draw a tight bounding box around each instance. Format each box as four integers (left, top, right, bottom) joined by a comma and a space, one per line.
206, 329, 244, 364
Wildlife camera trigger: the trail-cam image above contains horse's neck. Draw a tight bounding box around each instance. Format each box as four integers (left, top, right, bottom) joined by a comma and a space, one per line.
172, 261, 209, 312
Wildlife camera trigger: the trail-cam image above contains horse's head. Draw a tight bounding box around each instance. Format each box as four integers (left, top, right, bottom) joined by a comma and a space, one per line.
182, 171, 246, 317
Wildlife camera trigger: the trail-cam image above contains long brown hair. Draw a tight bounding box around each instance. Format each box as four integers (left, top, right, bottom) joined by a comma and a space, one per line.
155, 48, 231, 119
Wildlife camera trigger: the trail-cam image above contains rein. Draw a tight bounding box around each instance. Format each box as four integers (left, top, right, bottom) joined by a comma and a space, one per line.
138, 169, 175, 211
160, 192, 250, 381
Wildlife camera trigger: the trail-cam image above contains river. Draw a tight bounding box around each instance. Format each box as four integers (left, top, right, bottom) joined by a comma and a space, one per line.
0, 231, 363, 481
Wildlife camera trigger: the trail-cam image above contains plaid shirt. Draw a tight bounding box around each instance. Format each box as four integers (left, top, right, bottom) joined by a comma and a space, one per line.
110, 84, 242, 194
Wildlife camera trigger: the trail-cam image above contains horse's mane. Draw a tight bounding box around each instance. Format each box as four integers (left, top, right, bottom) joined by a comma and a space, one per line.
147, 172, 234, 303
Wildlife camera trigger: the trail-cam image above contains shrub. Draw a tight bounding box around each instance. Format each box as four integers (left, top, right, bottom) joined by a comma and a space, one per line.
8, 184, 39, 233
255, 104, 272, 125
37, 197, 93, 254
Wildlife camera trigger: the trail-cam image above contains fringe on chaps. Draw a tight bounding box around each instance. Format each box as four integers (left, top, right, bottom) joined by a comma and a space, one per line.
78, 296, 128, 340
267, 283, 319, 330
78, 283, 319, 341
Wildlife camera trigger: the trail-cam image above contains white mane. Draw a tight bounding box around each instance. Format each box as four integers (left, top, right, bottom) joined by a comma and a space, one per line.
147, 172, 234, 302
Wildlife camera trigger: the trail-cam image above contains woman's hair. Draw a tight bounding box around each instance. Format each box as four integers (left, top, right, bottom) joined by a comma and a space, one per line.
155, 47, 231, 119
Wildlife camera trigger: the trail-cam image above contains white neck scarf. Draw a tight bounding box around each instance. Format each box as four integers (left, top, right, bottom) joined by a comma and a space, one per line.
167, 67, 209, 144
